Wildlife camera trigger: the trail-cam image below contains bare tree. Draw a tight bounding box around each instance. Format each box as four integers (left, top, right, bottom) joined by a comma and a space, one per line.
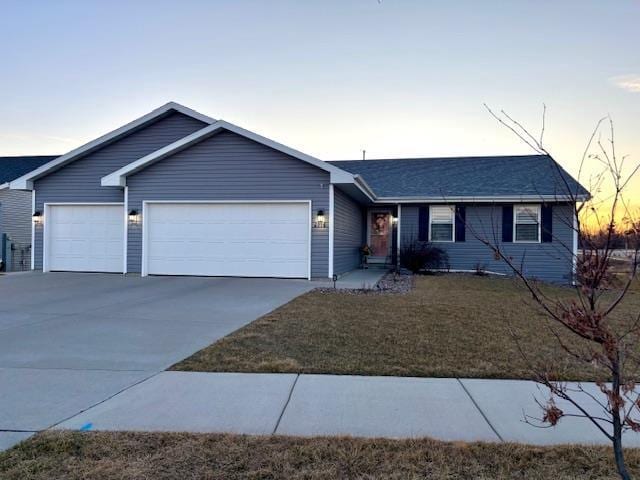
476, 105, 640, 480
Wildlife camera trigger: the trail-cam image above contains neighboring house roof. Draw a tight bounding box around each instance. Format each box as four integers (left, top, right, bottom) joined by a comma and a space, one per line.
0, 155, 59, 188
328, 155, 589, 202
9, 102, 215, 190
101, 119, 360, 189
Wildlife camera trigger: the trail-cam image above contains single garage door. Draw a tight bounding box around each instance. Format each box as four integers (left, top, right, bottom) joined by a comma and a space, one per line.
145, 202, 310, 278
46, 204, 124, 273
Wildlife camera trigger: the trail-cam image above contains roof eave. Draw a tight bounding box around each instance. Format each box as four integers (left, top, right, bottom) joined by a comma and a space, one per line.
375, 194, 590, 203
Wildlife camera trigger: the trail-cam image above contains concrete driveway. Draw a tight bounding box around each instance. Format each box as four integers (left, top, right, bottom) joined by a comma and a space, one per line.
0, 272, 312, 447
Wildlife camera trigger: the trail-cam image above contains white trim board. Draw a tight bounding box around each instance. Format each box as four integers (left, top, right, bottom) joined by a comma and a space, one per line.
10, 102, 216, 190
123, 186, 129, 274
101, 119, 356, 187
328, 185, 334, 278
140, 200, 313, 280
30, 190, 35, 270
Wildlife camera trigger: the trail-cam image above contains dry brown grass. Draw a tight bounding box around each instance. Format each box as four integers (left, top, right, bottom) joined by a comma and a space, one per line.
172, 274, 640, 381
2, 431, 640, 480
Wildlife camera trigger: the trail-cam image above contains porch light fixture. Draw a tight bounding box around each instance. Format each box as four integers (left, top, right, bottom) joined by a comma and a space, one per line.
391, 215, 398, 225
314, 210, 326, 229
128, 209, 140, 225
32, 211, 43, 225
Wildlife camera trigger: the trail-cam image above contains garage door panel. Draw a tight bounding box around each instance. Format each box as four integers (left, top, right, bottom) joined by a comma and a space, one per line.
146, 202, 310, 278
47, 205, 124, 273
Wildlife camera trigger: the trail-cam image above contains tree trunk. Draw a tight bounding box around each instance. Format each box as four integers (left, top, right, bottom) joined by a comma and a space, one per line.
612, 358, 632, 480
613, 418, 631, 480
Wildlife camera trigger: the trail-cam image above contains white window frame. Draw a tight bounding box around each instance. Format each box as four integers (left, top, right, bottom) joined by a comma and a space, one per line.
513, 204, 541, 243
428, 205, 455, 243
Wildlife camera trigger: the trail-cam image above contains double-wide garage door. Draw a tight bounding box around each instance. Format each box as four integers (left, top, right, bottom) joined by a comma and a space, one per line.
145, 202, 310, 278
46, 202, 311, 278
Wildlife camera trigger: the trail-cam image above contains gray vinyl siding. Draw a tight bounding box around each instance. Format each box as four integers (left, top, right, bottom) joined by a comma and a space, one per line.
32, 112, 207, 270
126, 130, 331, 278
400, 203, 575, 283
333, 187, 365, 275
0, 189, 33, 270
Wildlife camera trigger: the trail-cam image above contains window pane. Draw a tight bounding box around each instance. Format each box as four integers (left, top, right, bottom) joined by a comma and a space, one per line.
431, 206, 454, 223
515, 223, 539, 242
515, 206, 539, 224
431, 224, 453, 241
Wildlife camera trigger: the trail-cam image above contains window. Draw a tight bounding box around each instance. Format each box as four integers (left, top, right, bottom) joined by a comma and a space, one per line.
429, 205, 455, 242
514, 204, 541, 242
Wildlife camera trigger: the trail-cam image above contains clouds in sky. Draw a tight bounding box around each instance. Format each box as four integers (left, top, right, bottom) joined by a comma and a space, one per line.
610, 74, 640, 93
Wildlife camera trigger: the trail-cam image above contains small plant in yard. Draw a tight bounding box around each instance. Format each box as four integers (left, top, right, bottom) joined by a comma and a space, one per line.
477, 106, 640, 480
473, 262, 488, 276
400, 240, 449, 273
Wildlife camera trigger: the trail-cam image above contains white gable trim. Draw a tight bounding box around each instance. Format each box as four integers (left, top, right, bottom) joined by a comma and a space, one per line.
101, 119, 356, 187
0, 183, 8, 190
9, 102, 215, 190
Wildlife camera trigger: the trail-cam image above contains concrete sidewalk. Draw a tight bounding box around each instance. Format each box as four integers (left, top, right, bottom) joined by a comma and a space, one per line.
53, 372, 640, 447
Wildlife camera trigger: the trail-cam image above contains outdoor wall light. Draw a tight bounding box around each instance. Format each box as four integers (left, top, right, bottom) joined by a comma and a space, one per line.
391, 215, 398, 225
32, 211, 43, 225
128, 209, 140, 225
314, 209, 326, 229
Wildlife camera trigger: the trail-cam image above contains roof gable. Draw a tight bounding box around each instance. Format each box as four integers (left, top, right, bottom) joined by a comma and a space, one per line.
101, 119, 356, 187
10, 102, 215, 190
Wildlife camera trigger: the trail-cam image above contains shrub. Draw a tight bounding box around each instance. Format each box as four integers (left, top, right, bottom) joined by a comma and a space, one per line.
473, 262, 488, 276
400, 241, 449, 274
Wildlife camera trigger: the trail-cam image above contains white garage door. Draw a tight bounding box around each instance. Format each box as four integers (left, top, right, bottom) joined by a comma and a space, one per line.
145, 202, 310, 278
46, 205, 124, 273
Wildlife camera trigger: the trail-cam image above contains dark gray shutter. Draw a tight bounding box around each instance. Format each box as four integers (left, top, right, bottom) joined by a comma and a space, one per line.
502, 205, 513, 242
455, 205, 466, 242
541, 204, 553, 242
418, 206, 429, 241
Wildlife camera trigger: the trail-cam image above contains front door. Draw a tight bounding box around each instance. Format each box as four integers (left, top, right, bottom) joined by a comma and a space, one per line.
368, 210, 392, 263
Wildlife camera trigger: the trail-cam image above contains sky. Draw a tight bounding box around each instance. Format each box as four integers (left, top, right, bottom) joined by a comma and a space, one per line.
1, 0, 638, 214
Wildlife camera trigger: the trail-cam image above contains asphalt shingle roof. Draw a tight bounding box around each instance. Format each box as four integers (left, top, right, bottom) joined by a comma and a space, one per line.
0, 156, 58, 184
328, 154, 589, 199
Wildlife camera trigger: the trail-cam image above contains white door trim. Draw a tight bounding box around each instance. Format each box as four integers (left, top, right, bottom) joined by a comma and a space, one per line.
141, 200, 313, 280
43, 202, 125, 273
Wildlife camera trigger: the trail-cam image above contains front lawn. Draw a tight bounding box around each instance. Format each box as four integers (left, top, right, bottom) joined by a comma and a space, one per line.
2, 431, 639, 480
172, 274, 640, 381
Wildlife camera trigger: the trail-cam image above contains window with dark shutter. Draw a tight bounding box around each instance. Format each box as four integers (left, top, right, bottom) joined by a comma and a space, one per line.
514, 205, 541, 242
429, 205, 455, 242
